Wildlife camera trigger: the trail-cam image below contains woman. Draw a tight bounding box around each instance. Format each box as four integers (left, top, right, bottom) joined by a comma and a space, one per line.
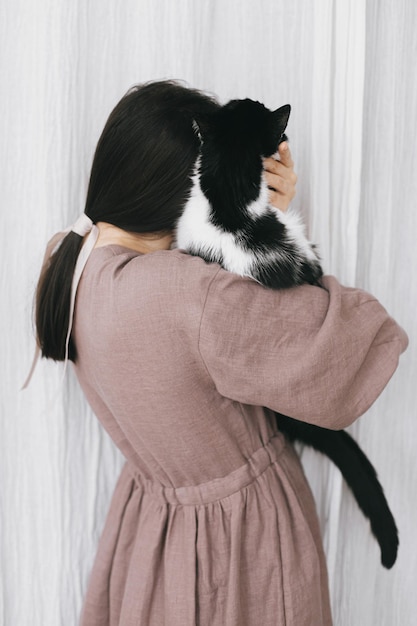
34, 80, 407, 625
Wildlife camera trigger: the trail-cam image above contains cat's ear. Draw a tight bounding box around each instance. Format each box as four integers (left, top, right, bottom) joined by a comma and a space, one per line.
271, 104, 291, 141
192, 116, 214, 144
192, 119, 203, 143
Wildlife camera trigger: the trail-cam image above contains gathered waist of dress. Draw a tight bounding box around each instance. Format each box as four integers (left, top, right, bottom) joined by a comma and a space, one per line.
126, 431, 287, 506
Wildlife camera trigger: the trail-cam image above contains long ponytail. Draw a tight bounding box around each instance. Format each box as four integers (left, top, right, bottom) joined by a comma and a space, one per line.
35, 231, 84, 361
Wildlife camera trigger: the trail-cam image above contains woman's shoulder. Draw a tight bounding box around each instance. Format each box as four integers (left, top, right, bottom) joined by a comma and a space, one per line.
88, 245, 224, 280
83, 245, 233, 306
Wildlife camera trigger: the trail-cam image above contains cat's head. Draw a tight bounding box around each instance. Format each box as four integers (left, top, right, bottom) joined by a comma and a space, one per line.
195, 98, 291, 158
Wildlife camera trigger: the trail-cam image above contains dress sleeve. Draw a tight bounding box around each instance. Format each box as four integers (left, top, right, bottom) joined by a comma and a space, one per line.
198, 271, 408, 430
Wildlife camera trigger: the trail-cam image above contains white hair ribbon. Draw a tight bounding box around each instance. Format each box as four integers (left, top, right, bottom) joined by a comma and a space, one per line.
21, 214, 99, 389
71, 213, 95, 237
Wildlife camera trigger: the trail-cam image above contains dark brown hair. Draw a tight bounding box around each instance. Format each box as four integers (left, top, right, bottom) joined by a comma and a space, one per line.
35, 80, 219, 362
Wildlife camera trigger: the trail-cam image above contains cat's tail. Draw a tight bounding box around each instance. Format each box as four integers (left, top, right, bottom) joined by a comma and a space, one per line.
275, 413, 399, 569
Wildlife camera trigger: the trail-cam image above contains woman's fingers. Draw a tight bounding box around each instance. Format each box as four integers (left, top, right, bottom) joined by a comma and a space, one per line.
263, 143, 297, 211
265, 171, 295, 197
277, 141, 294, 168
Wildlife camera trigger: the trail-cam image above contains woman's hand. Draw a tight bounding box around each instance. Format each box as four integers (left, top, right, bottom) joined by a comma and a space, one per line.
263, 142, 297, 212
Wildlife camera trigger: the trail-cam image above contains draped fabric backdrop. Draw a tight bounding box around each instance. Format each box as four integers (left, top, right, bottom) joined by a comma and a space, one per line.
2, 1, 416, 624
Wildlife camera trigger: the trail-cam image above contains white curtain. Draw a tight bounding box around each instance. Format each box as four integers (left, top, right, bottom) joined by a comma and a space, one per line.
2, 1, 415, 624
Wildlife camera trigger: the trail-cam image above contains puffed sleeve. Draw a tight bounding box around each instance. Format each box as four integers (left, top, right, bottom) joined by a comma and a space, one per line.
198, 271, 408, 430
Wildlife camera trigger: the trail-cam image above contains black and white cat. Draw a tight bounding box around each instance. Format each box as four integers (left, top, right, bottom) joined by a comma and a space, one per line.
175, 98, 398, 569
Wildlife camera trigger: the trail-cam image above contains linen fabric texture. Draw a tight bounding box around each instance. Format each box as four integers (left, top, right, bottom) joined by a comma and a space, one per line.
73, 245, 408, 626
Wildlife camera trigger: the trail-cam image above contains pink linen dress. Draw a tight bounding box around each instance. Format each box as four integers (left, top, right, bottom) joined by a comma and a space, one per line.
73, 244, 408, 626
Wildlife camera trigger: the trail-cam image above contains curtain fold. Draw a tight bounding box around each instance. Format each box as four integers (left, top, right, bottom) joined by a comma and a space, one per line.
2, 1, 415, 624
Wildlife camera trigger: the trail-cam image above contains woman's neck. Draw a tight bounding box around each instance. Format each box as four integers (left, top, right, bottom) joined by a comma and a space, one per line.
93, 222, 174, 254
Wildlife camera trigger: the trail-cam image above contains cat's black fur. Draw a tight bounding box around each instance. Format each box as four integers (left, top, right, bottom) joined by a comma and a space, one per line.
175, 98, 398, 569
